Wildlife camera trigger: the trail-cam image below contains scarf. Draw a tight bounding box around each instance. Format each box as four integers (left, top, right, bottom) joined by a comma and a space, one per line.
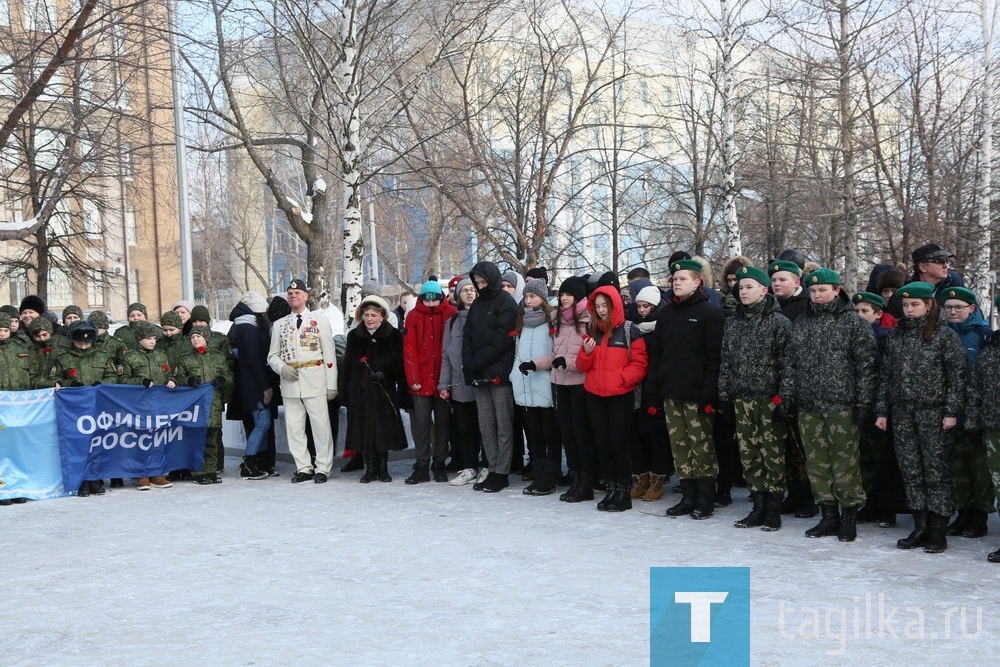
521, 307, 548, 329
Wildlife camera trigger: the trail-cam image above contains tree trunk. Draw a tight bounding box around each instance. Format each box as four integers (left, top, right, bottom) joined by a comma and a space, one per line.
338, 0, 365, 315
838, 0, 858, 289
720, 0, 742, 259
976, 0, 997, 314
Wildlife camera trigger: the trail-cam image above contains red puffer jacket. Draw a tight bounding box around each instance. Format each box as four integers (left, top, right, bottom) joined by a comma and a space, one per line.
575, 285, 648, 397
403, 298, 457, 397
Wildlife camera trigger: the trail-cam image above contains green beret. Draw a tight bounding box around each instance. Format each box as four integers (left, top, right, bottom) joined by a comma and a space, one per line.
806, 268, 841, 286
852, 292, 885, 309
160, 310, 183, 329
28, 317, 53, 335
127, 302, 148, 319
670, 259, 703, 275
942, 286, 977, 305
62, 305, 83, 322
768, 260, 802, 277
735, 265, 770, 287
0, 312, 10, 329
133, 321, 159, 341
898, 281, 935, 299
87, 310, 109, 329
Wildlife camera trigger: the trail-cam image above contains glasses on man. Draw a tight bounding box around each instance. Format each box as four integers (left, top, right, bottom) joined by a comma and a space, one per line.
927, 258, 951, 266
944, 304, 969, 311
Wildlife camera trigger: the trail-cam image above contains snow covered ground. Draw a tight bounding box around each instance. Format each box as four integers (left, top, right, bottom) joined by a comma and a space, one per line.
5, 448, 999, 665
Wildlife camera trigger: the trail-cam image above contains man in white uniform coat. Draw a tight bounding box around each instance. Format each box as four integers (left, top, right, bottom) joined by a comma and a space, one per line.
267, 279, 339, 483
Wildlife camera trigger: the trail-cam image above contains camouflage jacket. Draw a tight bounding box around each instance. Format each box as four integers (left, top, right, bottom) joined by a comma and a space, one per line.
968, 334, 1000, 430
94, 333, 127, 371
875, 313, 966, 418
0, 337, 34, 390
783, 291, 877, 414
46, 345, 119, 387
120, 346, 176, 386
718, 294, 791, 401
177, 348, 233, 427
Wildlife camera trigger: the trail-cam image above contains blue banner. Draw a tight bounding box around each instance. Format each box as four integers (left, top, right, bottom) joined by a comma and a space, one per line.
55, 384, 214, 492
0, 389, 69, 501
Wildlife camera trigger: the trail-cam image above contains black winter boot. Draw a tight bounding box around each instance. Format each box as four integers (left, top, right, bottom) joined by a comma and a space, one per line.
560, 471, 580, 502
405, 464, 430, 485
925, 513, 949, 553
605, 481, 633, 512
838, 506, 859, 542
805, 504, 841, 538
988, 546, 1000, 563
947, 509, 971, 536
432, 462, 448, 483
525, 461, 557, 496
377, 455, 392, 482
597, 483, 617, 511
360, 457, 378, 483
341, 452, 365, 473
896, 510, 928, 549
566, 473, 595, 502
240, 456, 268, 480
780, 482, 801, 514
690, 479, 716, 520
666, 479, 697, 516
962, 510, 989, 538
714, 483, 732, 508
762, 492, 783, 532
734, 492, 765, 528
795, 482, 819, 518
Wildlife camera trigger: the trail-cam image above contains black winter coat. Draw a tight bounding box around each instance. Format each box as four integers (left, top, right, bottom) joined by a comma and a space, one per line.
777, 287, 809, 323
875, 313, 967, 418
783, 290, 877, 413
967, 334, 1000, 430
648, 288, 725, 404
718, 294, 790, 401
463, 261, 518, 386
340, 321, 407, 454
227, 303, 278, 420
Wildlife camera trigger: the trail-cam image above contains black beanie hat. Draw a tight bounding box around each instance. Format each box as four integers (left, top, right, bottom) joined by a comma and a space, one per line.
267, 295, 291, 323
525, 266, 549, 284
597, 271, 620, 290
558, 277, 586, 302
20, 294, 46, 315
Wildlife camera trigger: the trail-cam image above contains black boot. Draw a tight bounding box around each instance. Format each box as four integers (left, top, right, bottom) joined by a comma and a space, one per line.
341, 452, 365, 473
839, 506, 858, 542
805, 504, 841, 538
360, 456, 378, 483
597, 483, 617, 511
762, 492, 783, 532
734, 492, 765, 528
780, 481, 802, 514
714, 482, 732, 508
988, 546, 1000, 563
525, 461, 558, 496
925, 513, 949, 553
90, 480, 106, 496
240, 456, 268, 480
947, 509, 971, 536
605, 481, 633, 512
795, 482, 819, 518
896, 510, 928, 549
567, 473, 595, 502
560, 471, 580, 502
877, 511, 897, 528
377, 455, 392, 483
690, 479, 715, 520
666, 479, 697, 516
405, 463, 430, 485
962, 510, 989, 538
78, 482, 91, 498
431, 461, 448, 483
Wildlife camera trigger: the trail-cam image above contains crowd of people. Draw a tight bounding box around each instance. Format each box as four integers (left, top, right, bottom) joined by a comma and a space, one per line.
3, 242, 1000, 563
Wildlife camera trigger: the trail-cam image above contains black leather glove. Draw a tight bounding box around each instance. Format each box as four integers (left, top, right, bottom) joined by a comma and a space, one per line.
552, 356, 567, 370
371, 370, 385, 382
852, 407, 868, 426
772, 402, 789, 424
70, 380, 84, 387
518, 361, 536, 376
211, 376, 226, 389
188, 376, 203, 387
142, 378, 154, 388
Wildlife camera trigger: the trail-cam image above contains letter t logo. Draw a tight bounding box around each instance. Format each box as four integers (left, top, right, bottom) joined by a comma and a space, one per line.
674, 591, 729, 642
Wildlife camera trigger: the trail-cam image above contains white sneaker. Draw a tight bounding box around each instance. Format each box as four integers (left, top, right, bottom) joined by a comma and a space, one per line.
475, 468, 490, 485
450, 468, 478, 486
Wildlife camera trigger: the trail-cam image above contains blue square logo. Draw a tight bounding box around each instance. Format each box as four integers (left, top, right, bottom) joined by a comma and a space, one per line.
650, 567, 750, 666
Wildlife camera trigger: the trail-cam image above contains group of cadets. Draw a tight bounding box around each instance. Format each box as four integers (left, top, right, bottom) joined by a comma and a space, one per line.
5, 242, 1000, 563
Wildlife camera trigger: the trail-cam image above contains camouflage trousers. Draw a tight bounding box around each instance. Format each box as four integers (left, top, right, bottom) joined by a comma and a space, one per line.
195, 427, 223, 475
892, 404, 954, 517
951, 429, 995, 513
979, 430, 1000, 512
784, 410, 810, 483
798, 411, 866, 508
665, 399, 718, 480
734, 398, 786, 493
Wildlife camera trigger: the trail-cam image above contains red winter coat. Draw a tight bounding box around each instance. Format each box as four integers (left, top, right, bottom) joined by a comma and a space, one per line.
404, 298, 457, 397
576, 285, 648, 397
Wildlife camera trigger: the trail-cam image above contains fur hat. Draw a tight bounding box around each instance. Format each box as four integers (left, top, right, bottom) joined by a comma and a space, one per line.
240, 291, 268, 314
691, 256, 714, 286
190, 305, 211, 324
62, 305, 83, 323
356, 295, 391, 321
134, 321, 159, 341
87, 310, 109, 329
523, 278, 548, 300
19, 294, 45, 316
267, 295, 290, 323
160, 310, 183, 329
68, 320, 98, 343
803, 261, 821, 276
876, 269, 906, 292
722, 256, 753, 279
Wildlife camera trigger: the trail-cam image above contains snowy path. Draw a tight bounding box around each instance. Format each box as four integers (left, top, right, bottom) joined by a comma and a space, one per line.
4, 459, 997, 666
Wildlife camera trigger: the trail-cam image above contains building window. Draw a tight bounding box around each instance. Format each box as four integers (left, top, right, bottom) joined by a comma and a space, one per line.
121, 143, 133, 180
47, 267, 73, 307
9, 266, 28, 305
124, 205, 136, 244
82, 199, 101, 239
87, 270, 104, 307
33, 128, 64, 171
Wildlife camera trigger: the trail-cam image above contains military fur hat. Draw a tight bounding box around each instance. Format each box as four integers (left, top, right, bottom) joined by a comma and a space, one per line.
68, 320, 98, 343
20, 294, 46, 316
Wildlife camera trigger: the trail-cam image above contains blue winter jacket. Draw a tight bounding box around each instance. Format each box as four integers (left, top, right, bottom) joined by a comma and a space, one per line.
510, 310, 555, 408
948, 307, 991, 371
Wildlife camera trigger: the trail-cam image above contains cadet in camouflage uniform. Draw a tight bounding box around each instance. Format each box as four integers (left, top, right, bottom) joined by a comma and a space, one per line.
784, 268, 877, 543
942, 286, 994, 539
718, 265, 791, 531
189, 305, 233, 360
114, 302, 160, 352
966, 296, 1000, 562
87, 310, 126, 372
26, 317, 62, 387
156, 310, 190, 370
876, 282, 967, 554
177, 326, 233, 485
0, 311, 33, 391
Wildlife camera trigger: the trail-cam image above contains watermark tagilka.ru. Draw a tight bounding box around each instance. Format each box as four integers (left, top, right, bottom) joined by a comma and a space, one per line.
778, 592, 984, 656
